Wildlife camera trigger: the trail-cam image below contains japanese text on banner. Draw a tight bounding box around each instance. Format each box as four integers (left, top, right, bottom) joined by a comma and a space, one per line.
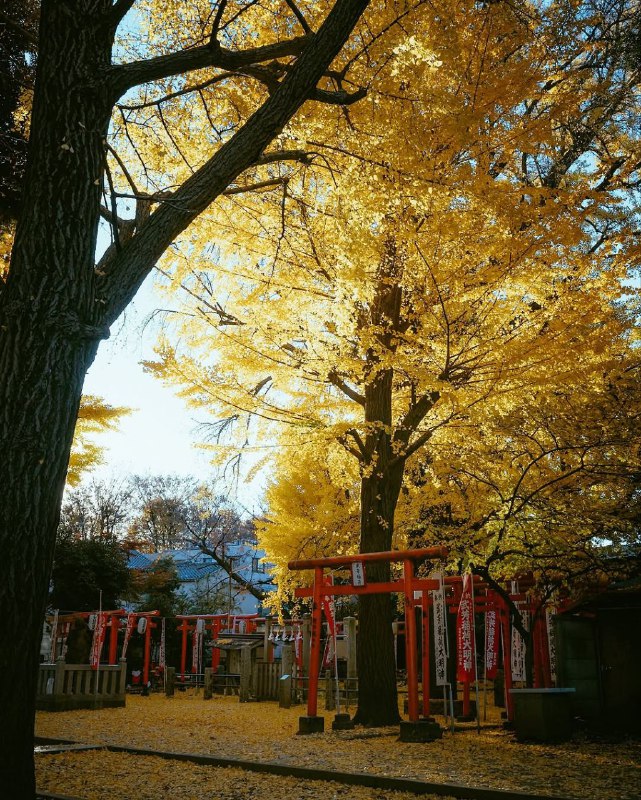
456, 573, 476, 683
431, 573, 448, 686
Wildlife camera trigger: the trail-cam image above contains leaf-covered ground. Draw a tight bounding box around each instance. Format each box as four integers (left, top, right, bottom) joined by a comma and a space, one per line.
35, 694, 641, 800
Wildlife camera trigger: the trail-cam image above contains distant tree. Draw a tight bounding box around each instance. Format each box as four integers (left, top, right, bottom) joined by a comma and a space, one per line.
50, 536, 131, 612
178, 572, 229, 616
128, 474, 195, 551
132, 556, 182, 618
0, 0, 37, 226
59, 478, 132, 541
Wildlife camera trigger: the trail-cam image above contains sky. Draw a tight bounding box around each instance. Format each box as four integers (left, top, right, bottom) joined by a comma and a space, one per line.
81, 274, 266, 510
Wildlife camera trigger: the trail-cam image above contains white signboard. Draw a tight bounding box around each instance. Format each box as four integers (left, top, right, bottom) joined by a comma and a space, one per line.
511, 609, 529, 682
431, 573, 448, 686
546, 608, 557, 683
351, 561, 366, 587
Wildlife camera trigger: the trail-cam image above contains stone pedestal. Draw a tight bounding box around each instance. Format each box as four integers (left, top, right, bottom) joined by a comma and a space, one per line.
298, 715, 325, 734
331, 713, 355, 730
399, 719, 443, 742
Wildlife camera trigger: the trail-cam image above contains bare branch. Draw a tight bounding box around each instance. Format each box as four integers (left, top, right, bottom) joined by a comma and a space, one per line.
285, 0, 313, 34
223, 177, 287, 195
118, 74, 232, 111
211, 0, 228, 40
310, 85, 367, 105
255, 149, 315, 166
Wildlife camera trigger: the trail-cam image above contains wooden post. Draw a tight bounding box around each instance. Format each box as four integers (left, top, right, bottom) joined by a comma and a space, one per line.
165, 666, 175, 697
179, 619, 190, 681
263, 618, 272, 663
203, 667, 212, 700
302, 615, 311, 682
239, 646, 252, 702
142, 620, 152, 691
53, 658, 65, 696
108, 615, 120, 665
324, 669, 335, 710
421, 592, 430, 718
500, 604, 514, 721
281, 643, 294, 679
118, 658, 127, 698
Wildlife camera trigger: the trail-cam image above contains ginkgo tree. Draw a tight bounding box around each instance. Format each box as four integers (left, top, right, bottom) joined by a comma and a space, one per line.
0, 1, 376, 795
67, 396, 131, 486
148, 0, 641, 723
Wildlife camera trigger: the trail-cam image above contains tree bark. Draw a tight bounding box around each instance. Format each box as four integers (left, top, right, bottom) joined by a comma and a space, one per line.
0, 4, 115, 795
353, 366, 405, 725
0, 1, 371, 795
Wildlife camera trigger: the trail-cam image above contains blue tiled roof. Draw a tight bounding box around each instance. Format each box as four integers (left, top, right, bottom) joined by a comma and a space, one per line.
128, 551, 153, 569
127, 547, 275, 590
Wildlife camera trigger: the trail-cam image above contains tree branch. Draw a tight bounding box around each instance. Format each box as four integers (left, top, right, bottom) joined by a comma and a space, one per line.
328, 369, 365, 405
255, 149, 315, 165
109, 36, 311, 98
108, 0, 137, 26
285, 0, 313, 34
222, 177, 287, 195
96, 0, 371, 327
0, 11, 38, 46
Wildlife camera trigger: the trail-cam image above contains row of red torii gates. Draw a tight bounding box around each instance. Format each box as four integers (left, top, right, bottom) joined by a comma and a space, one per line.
289, 547, 558, 735
46, 548, 557, 735
47, 609, 263, 689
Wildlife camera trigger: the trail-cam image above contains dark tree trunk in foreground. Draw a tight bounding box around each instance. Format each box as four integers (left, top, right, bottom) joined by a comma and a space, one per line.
0, 2, 370, 796
0, 5, 114, 794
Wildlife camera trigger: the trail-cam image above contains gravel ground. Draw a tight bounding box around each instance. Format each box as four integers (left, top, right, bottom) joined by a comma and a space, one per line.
35, 694, 641, 800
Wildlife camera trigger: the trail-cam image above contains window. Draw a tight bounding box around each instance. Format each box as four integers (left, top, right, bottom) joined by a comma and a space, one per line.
252, 557, 265, 573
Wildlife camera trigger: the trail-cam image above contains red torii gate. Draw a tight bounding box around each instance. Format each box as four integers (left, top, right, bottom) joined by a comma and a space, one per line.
289, 546, 448, 736
48, 609, 126, 665
175, 613, 260, 679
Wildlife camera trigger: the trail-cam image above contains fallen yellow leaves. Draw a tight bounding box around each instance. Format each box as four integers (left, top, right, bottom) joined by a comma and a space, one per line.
35, 695, 641, 800
37, 751, 457, 800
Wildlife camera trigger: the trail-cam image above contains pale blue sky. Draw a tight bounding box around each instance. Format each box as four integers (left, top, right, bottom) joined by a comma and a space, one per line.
82, 274, 266, 508
83, 277, 209, 476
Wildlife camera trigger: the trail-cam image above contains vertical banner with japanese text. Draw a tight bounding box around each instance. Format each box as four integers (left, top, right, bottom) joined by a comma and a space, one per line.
431, 572, 448, 686
322, 575, 336, 667
456, 573, 476, 683
510, 609, 529, 682
121, 613, 136, 659
546, 608, 557, 683
90, 612, 106, 670
485, 597, 500, 680
159, 617, 166, 670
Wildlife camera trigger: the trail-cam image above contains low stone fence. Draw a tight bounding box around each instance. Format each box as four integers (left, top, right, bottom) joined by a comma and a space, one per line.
37, 658, 127, 711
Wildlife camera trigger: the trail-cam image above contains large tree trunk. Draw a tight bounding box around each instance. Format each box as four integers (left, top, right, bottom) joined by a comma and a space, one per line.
0, 4, 117, 795
353, 366, 405, 726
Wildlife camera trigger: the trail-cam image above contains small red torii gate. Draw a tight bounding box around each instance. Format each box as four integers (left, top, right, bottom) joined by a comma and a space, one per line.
289, 546, 448, 735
